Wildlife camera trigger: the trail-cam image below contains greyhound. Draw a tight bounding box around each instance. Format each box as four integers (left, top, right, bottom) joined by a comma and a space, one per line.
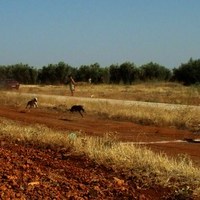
68, 105, 85, 117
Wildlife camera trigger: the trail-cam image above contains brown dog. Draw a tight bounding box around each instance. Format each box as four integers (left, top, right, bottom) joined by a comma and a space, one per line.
26, 97, 38, 109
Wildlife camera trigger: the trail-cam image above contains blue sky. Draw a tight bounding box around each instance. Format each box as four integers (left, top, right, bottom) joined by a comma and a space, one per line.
0, 0, 200, 68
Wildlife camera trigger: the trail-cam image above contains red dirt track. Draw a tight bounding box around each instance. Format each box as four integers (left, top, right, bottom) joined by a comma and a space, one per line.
0, 105, 200, 199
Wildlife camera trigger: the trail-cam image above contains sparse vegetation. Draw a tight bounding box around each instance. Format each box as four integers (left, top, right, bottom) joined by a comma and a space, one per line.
16, 82, 200, 105
0, 82, 200, 131
0, 117, 200, 198
0, 82, 200, 198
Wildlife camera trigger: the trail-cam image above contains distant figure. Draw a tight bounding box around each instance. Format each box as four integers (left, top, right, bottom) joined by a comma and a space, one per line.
88, 78, 92, 84
68, 75, 76, 96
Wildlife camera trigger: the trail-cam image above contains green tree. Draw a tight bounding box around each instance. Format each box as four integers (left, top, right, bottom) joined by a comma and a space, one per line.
101, 67, 110, 84
139, 62, 171, 81
89, 63, 102, 83
0, 66, 7, 80
173, 58, 200, 85
56, 62, 72, 84
38, 62, 73, 84
109, 64, 121, 84
76, 65, 91, 82
28, 67, 38, 84
10, 64, 38, 84
119, 62, 138, 84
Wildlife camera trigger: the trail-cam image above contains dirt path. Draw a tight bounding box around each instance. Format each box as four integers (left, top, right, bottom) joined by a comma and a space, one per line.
1, 105, 200, 199
0, 105, 200, 166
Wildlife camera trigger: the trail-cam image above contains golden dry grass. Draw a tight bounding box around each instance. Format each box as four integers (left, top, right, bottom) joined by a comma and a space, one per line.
0, 117, 200, 196
18, 82, 200, 105
1, 83, 200, 197
1, 84, 200, 131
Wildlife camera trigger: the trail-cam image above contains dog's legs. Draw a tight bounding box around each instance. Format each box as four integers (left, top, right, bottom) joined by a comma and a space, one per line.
79, 111, 83, 117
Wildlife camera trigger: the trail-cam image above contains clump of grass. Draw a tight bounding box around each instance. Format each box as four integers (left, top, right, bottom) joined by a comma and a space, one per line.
88, 101, 200, 131
0, 117, 200, 197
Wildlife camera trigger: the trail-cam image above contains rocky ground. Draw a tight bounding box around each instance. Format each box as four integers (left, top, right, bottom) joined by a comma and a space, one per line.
0, 138, 176, 200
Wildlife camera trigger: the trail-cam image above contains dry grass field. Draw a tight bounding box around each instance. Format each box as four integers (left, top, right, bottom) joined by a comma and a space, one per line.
18, 82, 200, 105
2, 82, 200, 131
0, 82, 200, 199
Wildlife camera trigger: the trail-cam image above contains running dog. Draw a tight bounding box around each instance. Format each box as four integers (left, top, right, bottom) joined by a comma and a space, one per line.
68, 105, 85, 117
26, 97, 38, 109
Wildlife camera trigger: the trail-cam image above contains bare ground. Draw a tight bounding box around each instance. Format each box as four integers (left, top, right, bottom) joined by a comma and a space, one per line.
0, 105, 200, 199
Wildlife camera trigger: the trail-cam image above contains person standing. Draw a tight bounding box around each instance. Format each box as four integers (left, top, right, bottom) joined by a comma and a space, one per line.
68, 74, 76, 96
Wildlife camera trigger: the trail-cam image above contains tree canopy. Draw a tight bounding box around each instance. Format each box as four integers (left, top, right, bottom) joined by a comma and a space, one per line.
0, 58, 199, 85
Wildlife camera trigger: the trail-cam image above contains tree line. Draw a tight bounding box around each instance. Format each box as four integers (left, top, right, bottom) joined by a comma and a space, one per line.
0, 58, 199, 85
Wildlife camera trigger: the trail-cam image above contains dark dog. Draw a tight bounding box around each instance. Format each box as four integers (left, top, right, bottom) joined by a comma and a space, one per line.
26, 97, 38, 109
68, 105, 85, 117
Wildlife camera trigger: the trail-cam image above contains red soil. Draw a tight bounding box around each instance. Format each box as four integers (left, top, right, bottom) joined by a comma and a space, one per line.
0, 105, 200, 199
